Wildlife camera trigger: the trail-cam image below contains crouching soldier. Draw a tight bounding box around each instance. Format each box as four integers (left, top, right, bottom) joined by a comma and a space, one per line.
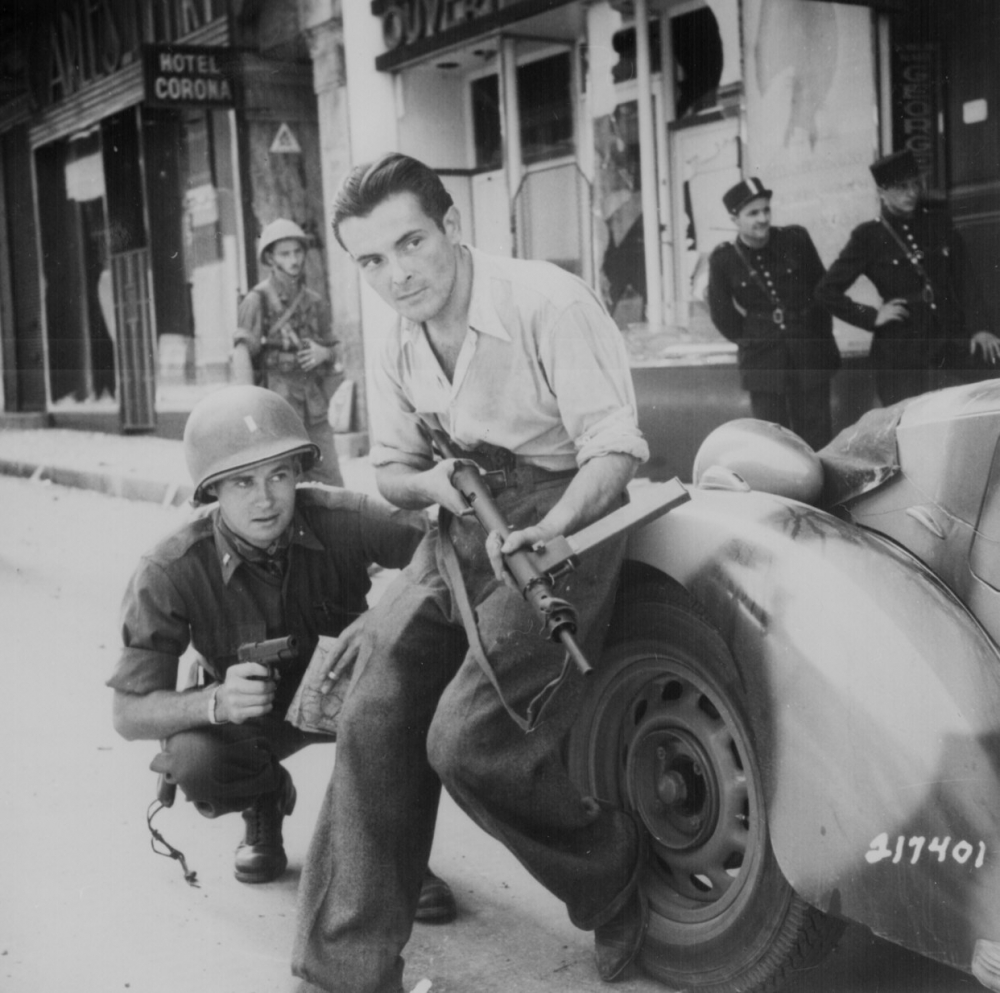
107, 385, 456, 921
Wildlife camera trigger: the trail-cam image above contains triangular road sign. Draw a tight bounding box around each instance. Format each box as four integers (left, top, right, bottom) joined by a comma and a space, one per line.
270, 123, 302, 154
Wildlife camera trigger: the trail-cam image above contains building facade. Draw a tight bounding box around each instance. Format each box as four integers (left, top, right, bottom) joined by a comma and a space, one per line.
0, 0, 340, 435
334, 0, 999, 467
0, 0, 996, 471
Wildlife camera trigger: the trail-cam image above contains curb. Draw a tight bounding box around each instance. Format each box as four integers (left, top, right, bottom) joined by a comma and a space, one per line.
0, 458, 194, 507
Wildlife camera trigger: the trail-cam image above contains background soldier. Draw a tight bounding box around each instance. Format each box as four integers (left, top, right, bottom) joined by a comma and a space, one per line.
232, 219, 345, 487
816, 149, 1000, 407
707, 178, 840, 449
108, 386, 455, 920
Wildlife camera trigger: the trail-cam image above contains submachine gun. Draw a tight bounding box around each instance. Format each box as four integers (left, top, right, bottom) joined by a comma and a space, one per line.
434, 434, 690, 676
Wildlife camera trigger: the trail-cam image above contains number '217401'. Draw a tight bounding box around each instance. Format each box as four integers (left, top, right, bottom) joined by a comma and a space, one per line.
866, 833, 986, 867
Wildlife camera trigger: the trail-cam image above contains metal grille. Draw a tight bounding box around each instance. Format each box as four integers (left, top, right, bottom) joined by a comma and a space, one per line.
112, 248, 157, 432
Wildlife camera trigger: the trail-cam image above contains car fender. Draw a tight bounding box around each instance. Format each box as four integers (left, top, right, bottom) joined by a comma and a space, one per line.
624, 486, 1000, 974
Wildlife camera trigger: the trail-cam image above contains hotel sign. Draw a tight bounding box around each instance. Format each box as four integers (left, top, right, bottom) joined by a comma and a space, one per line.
371, 0, 574, 71
30, 0, 229, 108
142, 44, 240, 109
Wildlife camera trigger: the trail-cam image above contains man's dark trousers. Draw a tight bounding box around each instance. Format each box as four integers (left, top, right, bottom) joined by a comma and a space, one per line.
152, 714, 329, 817
749, 380, 832, 450
292, 474, 637, 993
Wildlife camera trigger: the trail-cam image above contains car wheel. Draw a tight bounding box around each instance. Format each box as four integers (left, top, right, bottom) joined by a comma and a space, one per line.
568, 574, 845, 993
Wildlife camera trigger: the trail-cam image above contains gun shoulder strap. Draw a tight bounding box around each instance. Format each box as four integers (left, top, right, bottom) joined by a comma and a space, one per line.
437, 511, 571, 734
268, 286, 308, 338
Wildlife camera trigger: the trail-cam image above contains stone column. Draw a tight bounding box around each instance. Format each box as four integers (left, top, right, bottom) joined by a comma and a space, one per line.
303, 7, 367, 448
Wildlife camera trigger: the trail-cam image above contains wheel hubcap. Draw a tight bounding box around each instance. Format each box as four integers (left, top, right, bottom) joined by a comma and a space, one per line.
601, 663, 755, 912
634, 731, 718, 850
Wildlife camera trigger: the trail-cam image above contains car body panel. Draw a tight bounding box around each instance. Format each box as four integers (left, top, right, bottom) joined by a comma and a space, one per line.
837, 381, 1000, 651
625, 486, 1000, 974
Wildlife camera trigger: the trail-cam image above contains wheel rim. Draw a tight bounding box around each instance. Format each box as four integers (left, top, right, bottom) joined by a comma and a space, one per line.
586, 650, 764, 928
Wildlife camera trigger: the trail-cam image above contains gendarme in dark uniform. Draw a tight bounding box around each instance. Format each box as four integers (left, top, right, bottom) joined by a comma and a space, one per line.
707, 178, 840, 449
816, 149, 999, 406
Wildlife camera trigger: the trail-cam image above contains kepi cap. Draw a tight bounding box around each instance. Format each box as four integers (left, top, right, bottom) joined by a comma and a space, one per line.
723, 177, 773, 215
870, 150, 919, 188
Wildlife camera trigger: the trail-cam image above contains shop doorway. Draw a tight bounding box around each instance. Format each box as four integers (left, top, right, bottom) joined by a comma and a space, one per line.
36, 111, 158, 430
36, 128, 118, 408
668, 115, 740, 327
467, 44, 589, 276
0, 124, 45, 412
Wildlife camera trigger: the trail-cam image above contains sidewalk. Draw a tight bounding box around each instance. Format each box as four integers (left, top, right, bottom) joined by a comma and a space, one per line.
0, 425, 378, 505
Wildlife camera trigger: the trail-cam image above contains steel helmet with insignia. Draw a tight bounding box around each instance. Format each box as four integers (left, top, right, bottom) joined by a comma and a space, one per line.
257, 218, 309, 264
184, 386, 319, 504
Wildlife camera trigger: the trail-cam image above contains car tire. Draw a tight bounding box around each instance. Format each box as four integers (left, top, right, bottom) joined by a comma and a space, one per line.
568, 571, 846, 993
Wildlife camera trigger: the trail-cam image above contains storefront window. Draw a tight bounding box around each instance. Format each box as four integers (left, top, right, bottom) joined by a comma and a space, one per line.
471, 74, 502, 170
471, 50, 575, 170
672, 7, 724, 118
518, 52, 574, 164
611, 20, 663, 84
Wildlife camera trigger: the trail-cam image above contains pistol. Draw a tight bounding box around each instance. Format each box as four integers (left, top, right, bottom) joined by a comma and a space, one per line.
238, 635, 299, 678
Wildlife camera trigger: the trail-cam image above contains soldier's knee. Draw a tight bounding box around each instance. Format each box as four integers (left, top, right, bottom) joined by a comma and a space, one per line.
427, 717, 489, 796
153, 729, 274, 817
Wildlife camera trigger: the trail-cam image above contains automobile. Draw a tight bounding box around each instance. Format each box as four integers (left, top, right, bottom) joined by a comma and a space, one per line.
568, 378, 1000, 993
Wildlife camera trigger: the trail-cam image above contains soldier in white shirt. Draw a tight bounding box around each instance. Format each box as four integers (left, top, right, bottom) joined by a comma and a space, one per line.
293, 153, 650, 993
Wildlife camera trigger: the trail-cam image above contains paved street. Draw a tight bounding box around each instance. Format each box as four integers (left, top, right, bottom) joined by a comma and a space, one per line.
0, 474, 979, 993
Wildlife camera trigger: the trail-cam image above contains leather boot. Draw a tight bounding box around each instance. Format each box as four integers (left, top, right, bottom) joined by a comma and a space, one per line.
234, 766, 297, 884
415, 867, 457, 923
593, 822, 649, 981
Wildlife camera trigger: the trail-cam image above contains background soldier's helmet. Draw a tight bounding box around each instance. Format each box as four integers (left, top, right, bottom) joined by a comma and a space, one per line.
257, 218, 309, 264
184, 385, 319, 504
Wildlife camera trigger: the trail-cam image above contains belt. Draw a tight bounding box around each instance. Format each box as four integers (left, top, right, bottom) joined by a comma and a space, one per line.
747, 304, 814, 325
447, 441, 576, 494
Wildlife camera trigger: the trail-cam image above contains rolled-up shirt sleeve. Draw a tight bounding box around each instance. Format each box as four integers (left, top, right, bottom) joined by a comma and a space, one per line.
545, 300, 649, 467
107, 558, 187, 695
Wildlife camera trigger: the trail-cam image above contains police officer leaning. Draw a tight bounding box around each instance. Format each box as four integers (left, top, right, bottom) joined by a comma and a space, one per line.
816, 149, 1000, 407
707, 178, 840, 449
232, 219, 345, 487
108, 386, 455, 920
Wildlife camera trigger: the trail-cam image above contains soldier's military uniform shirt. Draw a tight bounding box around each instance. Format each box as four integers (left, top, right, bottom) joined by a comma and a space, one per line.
235, 268, 340, 425
707, 225, 840, 393
108, 488, 425, 715
816, 203, 987, 371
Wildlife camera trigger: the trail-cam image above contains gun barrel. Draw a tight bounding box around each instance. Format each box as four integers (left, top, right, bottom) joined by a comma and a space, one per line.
237, 635, 299, 665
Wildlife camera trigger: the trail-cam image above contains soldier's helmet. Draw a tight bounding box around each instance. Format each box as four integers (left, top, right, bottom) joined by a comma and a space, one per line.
184, 386, 319, 504
257, 218, 309, 264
